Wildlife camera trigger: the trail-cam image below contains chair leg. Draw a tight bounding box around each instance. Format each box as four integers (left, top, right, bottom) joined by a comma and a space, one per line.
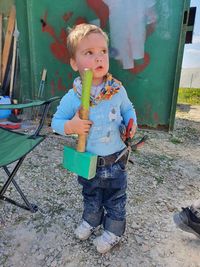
0, 157, 38, 212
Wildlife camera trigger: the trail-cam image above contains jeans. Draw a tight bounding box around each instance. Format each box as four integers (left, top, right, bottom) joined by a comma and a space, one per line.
78, 160, 127, 236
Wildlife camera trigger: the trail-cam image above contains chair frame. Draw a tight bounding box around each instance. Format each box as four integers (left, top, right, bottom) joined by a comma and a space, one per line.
0, 97, 60, 212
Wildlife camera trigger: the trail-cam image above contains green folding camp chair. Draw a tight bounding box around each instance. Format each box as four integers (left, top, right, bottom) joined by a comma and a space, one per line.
0, 96, 60, 212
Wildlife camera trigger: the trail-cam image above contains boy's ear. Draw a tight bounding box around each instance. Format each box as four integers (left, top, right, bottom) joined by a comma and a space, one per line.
70, 58, 78, 71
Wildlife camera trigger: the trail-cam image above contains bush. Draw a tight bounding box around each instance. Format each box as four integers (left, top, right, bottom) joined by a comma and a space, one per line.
178, 88, 200, 105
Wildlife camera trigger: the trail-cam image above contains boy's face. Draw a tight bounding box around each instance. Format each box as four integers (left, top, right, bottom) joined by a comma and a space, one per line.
70, 33, 109, 86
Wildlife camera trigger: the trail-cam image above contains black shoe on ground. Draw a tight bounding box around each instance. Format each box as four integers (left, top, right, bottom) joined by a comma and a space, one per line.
173, 207, 200, 238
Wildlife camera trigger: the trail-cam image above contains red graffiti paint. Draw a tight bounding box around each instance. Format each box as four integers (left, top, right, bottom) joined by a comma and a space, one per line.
68, 72, 73, 80
129, 53, 150, 74
58, 77, 67, 91
86, 0, 109, 28
75, 17, 87, 25
41, 12, 58, 41
59, 28, 67, 44
153, 112, 159, 121
63, 12, 73, 22
50, 43, 69, 64
41, 12, 70, 64
41, 1, 152, 91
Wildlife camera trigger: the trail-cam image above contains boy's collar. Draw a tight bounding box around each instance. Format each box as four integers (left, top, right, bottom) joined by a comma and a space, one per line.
73, 73, 121, 106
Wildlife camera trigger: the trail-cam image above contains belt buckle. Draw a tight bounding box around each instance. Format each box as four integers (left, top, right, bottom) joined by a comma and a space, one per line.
98, 156, 106, 167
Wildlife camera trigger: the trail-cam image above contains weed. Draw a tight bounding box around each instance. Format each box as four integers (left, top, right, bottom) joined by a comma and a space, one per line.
170, 137, 182, 144
154, 176, 164, 184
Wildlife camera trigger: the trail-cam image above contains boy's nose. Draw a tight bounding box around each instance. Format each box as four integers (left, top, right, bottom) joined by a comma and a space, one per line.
95, 53, 103, 62
96, 57, 102, 62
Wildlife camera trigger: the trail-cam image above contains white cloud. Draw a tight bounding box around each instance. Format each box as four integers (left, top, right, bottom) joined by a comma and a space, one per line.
185, 48, 200, 54
192, 35, 200, 44
182, 47, 200, 68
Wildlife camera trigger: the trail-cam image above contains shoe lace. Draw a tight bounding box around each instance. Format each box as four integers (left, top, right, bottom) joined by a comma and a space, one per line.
102, 231, 120, 246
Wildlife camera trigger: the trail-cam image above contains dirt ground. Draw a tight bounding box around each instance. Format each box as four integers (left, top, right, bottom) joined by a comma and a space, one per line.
0, 104, 200, 267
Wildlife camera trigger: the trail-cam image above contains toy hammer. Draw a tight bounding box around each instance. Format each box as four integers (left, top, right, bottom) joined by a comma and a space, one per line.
63, 69, 97, 179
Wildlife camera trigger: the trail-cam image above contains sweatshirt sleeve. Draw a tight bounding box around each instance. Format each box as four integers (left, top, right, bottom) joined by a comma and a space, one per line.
120, 86, 137, 126
51, 89, 80, 135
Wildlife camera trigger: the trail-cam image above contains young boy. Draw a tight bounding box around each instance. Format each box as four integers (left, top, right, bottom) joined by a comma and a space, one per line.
51, 23, 137, 253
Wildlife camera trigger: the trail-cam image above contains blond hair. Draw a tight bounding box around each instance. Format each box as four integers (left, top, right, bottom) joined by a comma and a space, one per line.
67, 23, 108, 59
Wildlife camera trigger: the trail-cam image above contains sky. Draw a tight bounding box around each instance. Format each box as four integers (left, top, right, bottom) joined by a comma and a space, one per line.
182, 0, 200, 68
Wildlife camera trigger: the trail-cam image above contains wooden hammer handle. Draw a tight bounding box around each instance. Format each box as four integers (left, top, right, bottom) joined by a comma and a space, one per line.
76, 69, 93, 152
77, 108, 89, 152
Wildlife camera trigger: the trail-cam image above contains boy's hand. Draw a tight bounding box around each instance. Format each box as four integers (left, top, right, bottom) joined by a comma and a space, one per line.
64, 111, 92, 135
129, 123, 137, 138
120, 122, 137, 141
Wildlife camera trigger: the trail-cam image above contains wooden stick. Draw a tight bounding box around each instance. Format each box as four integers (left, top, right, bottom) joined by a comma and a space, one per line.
2, 5, 16, 85
76, 69, 93, 152
37, 68, 47, 98
77, 108, 89, 152
9, 20, 18, 98
34, 69, 47, 121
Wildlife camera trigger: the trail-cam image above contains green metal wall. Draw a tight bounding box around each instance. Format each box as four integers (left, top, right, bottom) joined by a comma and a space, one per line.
14, 0, 190, 130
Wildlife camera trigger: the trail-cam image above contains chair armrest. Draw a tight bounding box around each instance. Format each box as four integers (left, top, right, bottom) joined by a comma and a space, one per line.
30, 97, 61, 137
0, 96, 61, 138
0, 97, 60, 110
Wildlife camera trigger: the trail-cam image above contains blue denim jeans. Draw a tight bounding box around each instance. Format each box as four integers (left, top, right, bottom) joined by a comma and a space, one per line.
78, 160, 127, 237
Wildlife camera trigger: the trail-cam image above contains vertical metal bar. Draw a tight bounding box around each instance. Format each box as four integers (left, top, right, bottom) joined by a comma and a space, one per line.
169, 0, 191, 130
26, 0, 37, 99
32, 102, 50, 137
0, 157, 26, 196
1, 160, 36, 212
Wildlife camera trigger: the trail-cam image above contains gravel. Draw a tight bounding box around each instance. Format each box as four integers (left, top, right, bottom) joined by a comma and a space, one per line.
0, 104, 200, 267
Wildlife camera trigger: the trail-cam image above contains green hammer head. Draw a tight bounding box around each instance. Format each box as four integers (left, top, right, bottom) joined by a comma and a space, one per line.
63, 146, 97, 179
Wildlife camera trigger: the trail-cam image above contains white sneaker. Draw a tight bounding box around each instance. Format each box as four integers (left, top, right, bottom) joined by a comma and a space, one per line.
74, 220, 96, 240
93, 230, 121, 253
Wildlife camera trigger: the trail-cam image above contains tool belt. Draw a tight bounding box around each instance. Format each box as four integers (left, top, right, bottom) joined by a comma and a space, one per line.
97, 150, 128, 167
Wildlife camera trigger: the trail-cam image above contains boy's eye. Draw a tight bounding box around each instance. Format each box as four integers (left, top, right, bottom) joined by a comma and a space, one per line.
85, 51, 93, 55
101, 49, 107, 54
